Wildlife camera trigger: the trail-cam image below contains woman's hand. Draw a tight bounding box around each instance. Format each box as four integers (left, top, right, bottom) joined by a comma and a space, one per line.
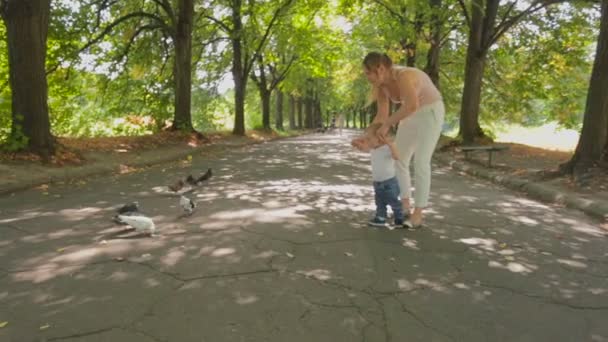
351, 137, 365, 149
376, 123, 390, 140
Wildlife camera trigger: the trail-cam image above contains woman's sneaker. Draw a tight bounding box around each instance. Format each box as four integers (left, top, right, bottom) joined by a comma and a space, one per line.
368, 216, 388, 227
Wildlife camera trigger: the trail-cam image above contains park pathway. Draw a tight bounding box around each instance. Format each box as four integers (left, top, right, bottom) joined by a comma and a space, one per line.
1, 131, 607, 341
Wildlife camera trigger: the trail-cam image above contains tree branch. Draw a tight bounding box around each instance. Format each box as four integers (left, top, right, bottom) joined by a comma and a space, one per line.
80, 11, 172, 54
151, 0, 175, 25
371, 0, 405, 21
203, 14, 232, 33
439, 23, 460, 46
117, 24, 163, 64
489, 0, 564, 46
269, 55, 297, 91
481, 0, 500, 47
457, 0, 471, 29
244, 0, 295, 76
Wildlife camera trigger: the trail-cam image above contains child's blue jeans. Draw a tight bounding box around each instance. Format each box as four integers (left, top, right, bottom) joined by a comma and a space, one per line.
373, 177, 403, 220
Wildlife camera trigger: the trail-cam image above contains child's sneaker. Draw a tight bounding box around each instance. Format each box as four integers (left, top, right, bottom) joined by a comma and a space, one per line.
393, 218, 405, 228
368, 216, 388, 227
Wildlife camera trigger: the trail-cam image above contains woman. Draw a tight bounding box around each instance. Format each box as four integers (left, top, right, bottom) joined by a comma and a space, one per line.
363, 52, 444, 227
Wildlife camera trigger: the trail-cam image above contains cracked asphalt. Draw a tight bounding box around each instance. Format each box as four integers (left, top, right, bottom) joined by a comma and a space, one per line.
1, 131, 607, 342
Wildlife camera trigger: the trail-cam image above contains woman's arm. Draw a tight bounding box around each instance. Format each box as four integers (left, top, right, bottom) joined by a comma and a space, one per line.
379, 135, 399, 160
371, 86, 389, 124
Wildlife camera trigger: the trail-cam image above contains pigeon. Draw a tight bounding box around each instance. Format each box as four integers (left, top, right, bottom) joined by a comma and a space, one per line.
114, 202, 140, 225
186, 168, 212, 186
185, 175, 196, 185
117, 201, 139, 214
195, 168, 212, 184
117, 215, 155, 235
180, 195, 196, 215
169, 179, 185, 192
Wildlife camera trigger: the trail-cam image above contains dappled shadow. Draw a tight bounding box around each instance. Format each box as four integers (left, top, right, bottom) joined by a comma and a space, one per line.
0, 130, 607, 341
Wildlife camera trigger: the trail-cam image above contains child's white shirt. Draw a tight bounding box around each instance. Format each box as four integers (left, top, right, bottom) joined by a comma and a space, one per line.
370, 145, 395, 182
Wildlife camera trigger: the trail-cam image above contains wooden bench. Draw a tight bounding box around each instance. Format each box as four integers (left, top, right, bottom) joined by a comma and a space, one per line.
459, 145, 510, 167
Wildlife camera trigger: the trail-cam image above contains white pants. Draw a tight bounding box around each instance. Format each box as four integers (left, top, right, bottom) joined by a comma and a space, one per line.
395, 100, 445, 208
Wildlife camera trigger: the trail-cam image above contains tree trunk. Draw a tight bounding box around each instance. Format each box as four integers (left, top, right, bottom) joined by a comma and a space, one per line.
401, 10, 424, 67
458, 0, 490, 144
346, 111, 350, 128
275, 89, 284, 130
562, 0, 608, 176
459, 52, 487, 144
172, 0, 194, 131
231, 0, 246, 135
297, 97, 303, 129
2, 0, 54, 155
425, 0, 442, 88
260, 87, 271, 130
305, 89, 313, 129
314, 98, 321, 128
288, 94, 295, 130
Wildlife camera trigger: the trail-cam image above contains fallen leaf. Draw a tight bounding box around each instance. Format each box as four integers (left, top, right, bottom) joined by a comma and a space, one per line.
285, 252, 295, 258
389, 257, 396, 262
344, 252, 354, 257
57, 247, 67, 253
504, 256, 515, 261
40, 324, 51, 330
187, 155, 192, 161
141, 253, 151, 258
316, 231, 324, 236
0, 321, 7, 328
42, 192, 49, 196
499, 243, 507, 248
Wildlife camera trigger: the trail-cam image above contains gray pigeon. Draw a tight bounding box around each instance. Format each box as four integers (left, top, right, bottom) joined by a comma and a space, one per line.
117, 215, 155, 235
180, 195, 196, 215
114, 202, 140, 225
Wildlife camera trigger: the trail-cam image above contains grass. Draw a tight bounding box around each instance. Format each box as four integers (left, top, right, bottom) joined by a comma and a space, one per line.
494, 123, 578, 152
443, 122, 579, 152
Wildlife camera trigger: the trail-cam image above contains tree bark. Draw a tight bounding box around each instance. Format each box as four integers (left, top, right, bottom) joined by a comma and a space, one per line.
405, 10, 424, 67
305, 88, 314, 129
2, 0, 54, 155
260, 87, 271, 130
314, 98, 321, 128
172, 0, 194, 131
231, 0, 246, 135
459, 51, 487, 144
288, 94, 295, 130
458, 0, 496, 144
562, 0, 608, 176
424, 0, 442, 88
275, 89, 284, 130
297, 97, 303, 129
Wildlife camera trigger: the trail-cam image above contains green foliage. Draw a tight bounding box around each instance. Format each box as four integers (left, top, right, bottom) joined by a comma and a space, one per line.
0, 0, 602, 142
2, 116, 29, 152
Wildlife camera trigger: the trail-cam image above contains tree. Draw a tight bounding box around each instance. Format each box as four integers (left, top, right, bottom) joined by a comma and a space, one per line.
82, 0, 199, 132
457, 0, 563, 144
207, 0, 295, 135
1, 0, 54, 155
250, 53, 296, 130
173, 0, 195, 130
561, 0, 608, 178
275, 89, 284, 130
